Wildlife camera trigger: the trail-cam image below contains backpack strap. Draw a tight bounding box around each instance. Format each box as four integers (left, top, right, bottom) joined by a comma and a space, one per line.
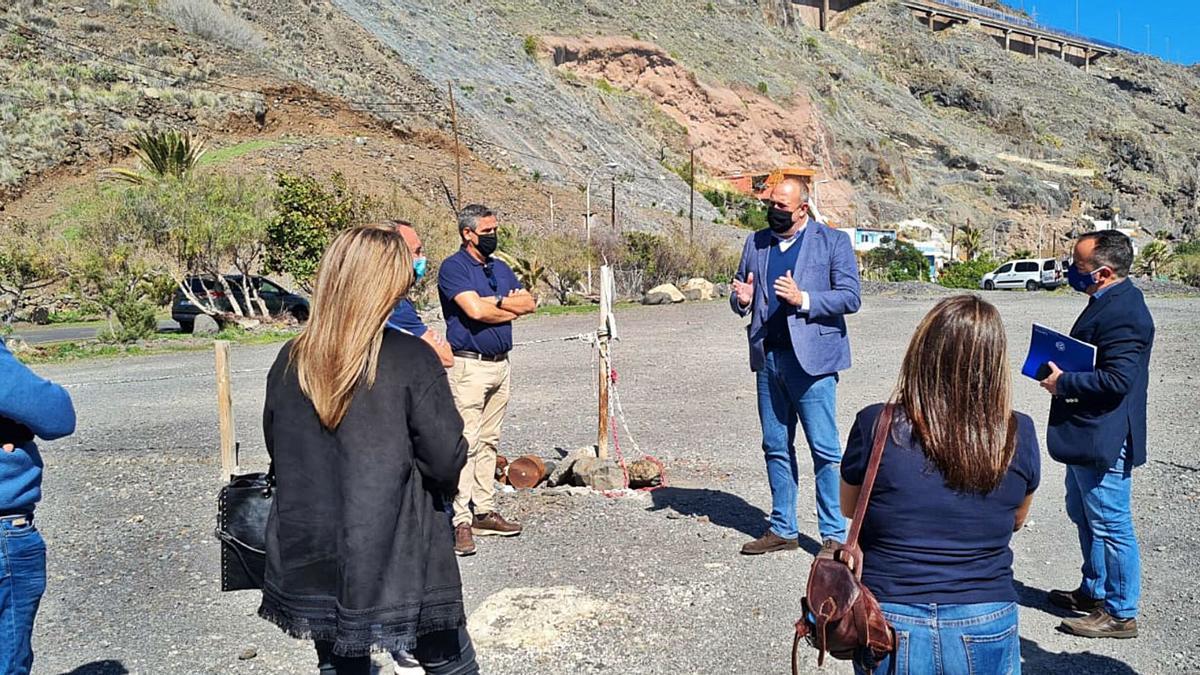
837, 404, 894, 573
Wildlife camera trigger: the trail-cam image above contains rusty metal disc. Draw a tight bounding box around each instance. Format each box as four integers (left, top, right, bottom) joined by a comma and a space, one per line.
507, 455, 546, 489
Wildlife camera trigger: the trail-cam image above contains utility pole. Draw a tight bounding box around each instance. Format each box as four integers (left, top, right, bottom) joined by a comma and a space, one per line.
448, 82, 462, 208
688, 147, 696, 244
1075, 0, 1079, 33
1145, 24, 1150, 54
610, 175, 616, 229
1117, 11, 1121, 46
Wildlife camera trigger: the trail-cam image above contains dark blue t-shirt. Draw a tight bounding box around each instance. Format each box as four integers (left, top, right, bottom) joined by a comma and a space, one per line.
764, 232, 804, 348
386, 299, 427, 338
437, 248, 522, 356
841, 403, 1041, 605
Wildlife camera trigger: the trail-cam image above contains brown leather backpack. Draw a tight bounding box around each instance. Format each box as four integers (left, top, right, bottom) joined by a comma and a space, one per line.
793, 405, 895, 671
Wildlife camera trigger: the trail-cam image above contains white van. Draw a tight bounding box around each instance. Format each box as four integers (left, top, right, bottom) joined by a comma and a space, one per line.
980, 258, 1065, 291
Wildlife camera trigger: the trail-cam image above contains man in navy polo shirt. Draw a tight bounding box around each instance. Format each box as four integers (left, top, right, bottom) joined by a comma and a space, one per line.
438, 204, 536, 556
385, 220, 453, 367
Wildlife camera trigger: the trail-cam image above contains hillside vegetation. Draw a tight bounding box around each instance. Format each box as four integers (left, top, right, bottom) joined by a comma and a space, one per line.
3, 0, 1200, 332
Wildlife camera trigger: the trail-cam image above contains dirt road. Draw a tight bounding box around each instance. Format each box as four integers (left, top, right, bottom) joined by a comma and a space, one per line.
29, 291, 1200, 674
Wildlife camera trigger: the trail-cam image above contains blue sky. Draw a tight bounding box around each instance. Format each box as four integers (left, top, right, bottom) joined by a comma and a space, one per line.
998, 0, 1198, 64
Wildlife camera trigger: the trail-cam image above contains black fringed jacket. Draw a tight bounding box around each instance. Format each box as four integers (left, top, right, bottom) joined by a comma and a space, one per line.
259, 332, 468, 656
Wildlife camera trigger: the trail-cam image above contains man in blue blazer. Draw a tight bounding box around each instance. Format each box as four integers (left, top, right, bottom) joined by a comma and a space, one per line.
730, 177, 861, 555
1040, 229, 1154, 639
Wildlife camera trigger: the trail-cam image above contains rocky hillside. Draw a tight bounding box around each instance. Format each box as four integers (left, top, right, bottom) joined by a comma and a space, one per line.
3, 0, 1198, 251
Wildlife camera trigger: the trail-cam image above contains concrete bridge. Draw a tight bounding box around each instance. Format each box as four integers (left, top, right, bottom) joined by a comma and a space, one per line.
790, 0, 1128, 70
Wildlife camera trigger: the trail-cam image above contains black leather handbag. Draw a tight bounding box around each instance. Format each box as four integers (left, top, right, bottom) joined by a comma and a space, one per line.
216, 469, 273, 592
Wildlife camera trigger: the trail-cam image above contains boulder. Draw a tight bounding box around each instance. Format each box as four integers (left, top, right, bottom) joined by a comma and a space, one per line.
193, 314, 220, 336
681, 278, 716, 301
627, 459, 664, 489
641, 283, 685, 305
547, 445, 597, 487
569, 456, 625, 491
715, 283, 731, 298
29, 307, 50, 325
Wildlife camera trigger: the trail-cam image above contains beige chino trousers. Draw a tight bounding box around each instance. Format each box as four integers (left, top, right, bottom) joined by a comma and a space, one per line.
449, 356, 511, 527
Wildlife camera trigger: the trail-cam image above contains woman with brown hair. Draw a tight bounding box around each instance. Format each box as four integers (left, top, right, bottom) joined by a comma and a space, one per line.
842, 295, 1039, 675
259, 226, 478, 674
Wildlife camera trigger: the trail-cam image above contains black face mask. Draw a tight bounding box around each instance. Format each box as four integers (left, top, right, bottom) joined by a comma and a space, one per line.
474, 232, 498, 257
767, 206, 795, 234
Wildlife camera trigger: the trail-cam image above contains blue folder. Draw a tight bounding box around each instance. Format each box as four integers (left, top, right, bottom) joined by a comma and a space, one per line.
1021, 323, 1096, 381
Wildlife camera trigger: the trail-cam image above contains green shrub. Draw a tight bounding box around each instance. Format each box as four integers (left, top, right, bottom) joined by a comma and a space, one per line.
1174, 239, 1200, 256
265, 172, 374, 292
522, 35, 539, 57
863, 239, 928, 282
1169, 253, 1200, 287
938, 257, 998, 289
756, 81, 769, 95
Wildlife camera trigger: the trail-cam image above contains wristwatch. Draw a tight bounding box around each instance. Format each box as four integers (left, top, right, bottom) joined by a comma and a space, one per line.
496, 296, 504, 309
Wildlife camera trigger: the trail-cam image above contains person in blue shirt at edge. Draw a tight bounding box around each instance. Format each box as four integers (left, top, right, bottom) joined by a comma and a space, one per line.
437, 204, 537, 557
729, 176, 861, 555
842, 295, 1040, 675
1038, 229, 1154, 639
0, 337, 77, 674
385, 219, 453, 675
385, 220, 454, 368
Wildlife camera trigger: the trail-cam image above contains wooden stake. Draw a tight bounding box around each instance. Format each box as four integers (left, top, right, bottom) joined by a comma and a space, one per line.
215, 340, 237, 479
596, 266, 613, 460
448, 82, 463, 208
688, 147, 696, 244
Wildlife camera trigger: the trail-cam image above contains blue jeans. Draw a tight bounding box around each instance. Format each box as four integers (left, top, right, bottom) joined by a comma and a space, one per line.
1064, 446, 1141, 619
0, 517, 47, 675
855, 602, 1020, 675
755, 347, 846, 542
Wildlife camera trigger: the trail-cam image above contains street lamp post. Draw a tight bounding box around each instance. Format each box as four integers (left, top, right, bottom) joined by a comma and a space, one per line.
585, 161, 620, 293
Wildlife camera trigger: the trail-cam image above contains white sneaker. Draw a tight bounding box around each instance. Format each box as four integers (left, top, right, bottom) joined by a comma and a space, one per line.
393, 650, 425, 675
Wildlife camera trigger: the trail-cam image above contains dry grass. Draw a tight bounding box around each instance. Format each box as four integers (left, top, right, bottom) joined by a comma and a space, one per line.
158, 0, 266, 53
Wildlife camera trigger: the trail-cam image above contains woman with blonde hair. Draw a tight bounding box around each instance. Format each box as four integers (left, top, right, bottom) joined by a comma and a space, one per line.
842, 295, 1040, 675
258, 226, 477, 674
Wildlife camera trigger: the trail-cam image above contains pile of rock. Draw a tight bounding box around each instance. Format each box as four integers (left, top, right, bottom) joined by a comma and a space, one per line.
641, 277, 726, 305
494, 446, 664, 492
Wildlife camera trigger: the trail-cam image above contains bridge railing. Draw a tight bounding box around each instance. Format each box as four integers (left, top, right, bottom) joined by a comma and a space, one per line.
921, 0, 1130, 53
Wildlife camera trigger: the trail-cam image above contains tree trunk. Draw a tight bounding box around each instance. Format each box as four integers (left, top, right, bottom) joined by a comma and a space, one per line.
215, 274, 245, 317
175, 277, 219, 316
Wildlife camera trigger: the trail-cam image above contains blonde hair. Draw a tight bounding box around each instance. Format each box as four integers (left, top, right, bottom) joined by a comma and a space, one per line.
290, 225, 414, 429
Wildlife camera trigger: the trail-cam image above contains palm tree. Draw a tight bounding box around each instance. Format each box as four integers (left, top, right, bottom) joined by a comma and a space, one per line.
494, 251, 548, 292
101, 129, 207, 184
1135, 240, 1173, 278
959, 225, 984, 260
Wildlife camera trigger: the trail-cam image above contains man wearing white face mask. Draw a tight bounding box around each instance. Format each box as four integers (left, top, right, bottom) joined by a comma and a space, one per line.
386, 220, 454, 367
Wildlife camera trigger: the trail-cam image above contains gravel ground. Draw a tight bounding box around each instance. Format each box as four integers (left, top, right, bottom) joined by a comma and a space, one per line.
29, 291, 1200, 674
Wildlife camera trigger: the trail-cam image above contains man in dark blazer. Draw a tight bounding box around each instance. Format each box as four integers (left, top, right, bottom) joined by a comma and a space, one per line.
1040, 229, 1154, 639
730, 177, 861, 555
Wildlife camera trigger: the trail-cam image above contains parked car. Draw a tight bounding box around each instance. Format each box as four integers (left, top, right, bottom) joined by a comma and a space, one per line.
980, 258, 1066, 291
172, 275, 309, 333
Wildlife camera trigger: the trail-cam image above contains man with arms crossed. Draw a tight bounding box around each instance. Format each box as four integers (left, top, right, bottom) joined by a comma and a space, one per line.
438, 205, 536, 557
730, 177, 861, 555
1041, 229, 1154, 639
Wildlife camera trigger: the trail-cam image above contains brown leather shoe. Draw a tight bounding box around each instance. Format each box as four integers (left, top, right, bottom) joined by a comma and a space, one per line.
1048, 587, 1104, 613
740, 531, 800, 555
472, 512, 522, 537
1059, 609, 1138, 639
819, 539, 843, 556
453, 524, 476, 556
